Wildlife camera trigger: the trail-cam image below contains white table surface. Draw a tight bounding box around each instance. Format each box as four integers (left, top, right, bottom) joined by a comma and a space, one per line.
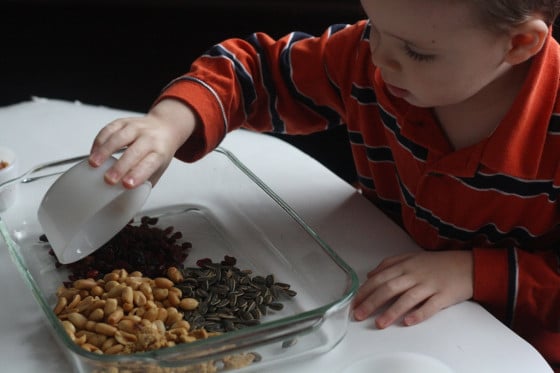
0, 98, 552, 373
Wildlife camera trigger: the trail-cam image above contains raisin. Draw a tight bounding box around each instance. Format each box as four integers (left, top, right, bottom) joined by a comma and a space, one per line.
44, 216, 191, 283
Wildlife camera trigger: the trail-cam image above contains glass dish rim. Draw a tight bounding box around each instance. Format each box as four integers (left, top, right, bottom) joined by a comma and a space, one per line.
0, 147, 359, 364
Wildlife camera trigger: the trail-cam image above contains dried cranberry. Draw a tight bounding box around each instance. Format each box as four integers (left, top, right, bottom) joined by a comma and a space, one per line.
222, 255, 237, 266
196, 258, 212, 267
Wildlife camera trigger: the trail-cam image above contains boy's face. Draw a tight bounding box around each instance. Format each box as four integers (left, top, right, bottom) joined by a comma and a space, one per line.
361, 0, 513, 108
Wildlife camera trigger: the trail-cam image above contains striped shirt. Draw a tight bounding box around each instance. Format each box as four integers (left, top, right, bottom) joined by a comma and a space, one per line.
158, 20, 560, 367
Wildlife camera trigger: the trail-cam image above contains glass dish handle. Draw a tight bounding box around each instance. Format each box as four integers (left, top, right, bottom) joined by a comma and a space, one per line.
0, 149, 125, 190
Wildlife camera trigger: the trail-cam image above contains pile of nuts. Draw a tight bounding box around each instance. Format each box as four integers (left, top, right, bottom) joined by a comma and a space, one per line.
55, 267, 259, 372
47, 218, 297, 371
54, 267, 220, 355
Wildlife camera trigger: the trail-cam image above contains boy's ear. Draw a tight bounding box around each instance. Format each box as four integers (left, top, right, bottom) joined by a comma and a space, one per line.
505, 18, 549, 65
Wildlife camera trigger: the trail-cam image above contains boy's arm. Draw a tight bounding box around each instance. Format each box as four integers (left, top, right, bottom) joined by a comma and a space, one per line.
154, 21, 369, 162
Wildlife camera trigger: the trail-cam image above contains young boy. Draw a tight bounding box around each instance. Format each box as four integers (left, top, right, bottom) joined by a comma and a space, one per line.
88, 0, 560, 369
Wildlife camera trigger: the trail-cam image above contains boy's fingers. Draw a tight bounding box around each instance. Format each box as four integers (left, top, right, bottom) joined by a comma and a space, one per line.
366, 253, 413, 278
375, 285, 432, 328
353, 274, 415, 321
403, 294, 445, 326
91, 120, 126, 151
354, 264, 404, 305
122, 152, 165, 189
104, 138, 151, 184
90, 119, 141, 167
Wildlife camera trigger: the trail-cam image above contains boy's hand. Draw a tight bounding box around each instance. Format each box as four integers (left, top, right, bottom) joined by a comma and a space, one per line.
89, 99, 198, 189
352, 250, 473, 328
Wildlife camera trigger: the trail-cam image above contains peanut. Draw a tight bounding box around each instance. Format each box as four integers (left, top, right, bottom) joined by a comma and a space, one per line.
57, 286, 79, 301
121, 286, 133, 305
152, 288, 168, 301
156, 308, 168, 322
168, 286, 182, 297
103, 272, 119, 282
125, 277, 142, 290
90, 299, 106, 312
81, 342, 101, 353
179, 298, 199, 311
85, 320, 97, 332
103, 280, 120, 292
122, 302, 134, 313
167, 292, 181, 307
88, 308, 104, 322
75, 296, 95, 313
105, 284, 125, 299
67, 294, 81, 309
122, 314, 141, 323
138, 282, 153, 298
90, 285, 104, 297
133, 290, 147, 307
117, 319, 136, 334
86, 332, 107, 348
166, 266, 184, 283
154, 277, 174, 289
74, 333, 87, 345
104, 298, 118, 315
165, 307, 183, 326
114, 330, 137, 344
106, 308, 124, 325
73, 278, 97, 290
54, 296, 67, 315
61, 320, 76, 336
95, 322, 117, 337
143, 308, 159, 322
170, 320, 190, 331
104, 343, 125, 355
179, 334, 197, 343
101, 337, 117, 351
67, 312, 88, 330
153, 319, 166, 333
115, 268, 128, 281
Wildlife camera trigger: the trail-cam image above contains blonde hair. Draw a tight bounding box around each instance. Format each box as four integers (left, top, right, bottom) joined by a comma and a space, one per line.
469, 0, 560, 30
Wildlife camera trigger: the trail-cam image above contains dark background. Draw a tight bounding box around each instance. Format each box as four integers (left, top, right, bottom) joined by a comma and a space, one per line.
3, 2, 560, 184
1, 0, 363, 183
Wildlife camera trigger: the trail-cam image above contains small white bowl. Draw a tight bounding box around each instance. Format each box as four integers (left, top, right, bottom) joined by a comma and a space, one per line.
342, 352, 455, 373
0, 146, 19, 211
37, 156, 151, 264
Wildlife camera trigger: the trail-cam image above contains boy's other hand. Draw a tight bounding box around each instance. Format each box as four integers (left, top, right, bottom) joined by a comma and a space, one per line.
352, 250, 474, 328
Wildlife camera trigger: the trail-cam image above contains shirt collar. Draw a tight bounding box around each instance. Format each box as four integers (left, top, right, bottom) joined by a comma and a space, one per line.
481, 32, 560, 179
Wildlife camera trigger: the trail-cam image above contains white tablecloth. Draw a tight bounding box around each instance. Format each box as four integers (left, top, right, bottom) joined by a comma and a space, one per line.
0, 98, 552, 372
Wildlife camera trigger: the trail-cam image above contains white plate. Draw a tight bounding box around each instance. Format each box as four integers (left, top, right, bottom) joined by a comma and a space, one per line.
342, 352, 455, 373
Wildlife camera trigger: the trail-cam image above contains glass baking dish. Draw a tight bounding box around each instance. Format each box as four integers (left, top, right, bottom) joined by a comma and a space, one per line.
0, 147, 359, 373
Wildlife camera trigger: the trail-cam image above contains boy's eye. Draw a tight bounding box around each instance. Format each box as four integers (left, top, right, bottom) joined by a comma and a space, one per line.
404, 44, 435, 62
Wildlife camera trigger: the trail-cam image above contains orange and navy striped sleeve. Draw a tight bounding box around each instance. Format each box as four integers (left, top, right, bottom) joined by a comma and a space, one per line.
158, 21, 369, 162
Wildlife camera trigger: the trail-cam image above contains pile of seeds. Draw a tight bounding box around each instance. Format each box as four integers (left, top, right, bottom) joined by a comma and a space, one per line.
41, 216, 191, 281
175, 256, 297, 333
